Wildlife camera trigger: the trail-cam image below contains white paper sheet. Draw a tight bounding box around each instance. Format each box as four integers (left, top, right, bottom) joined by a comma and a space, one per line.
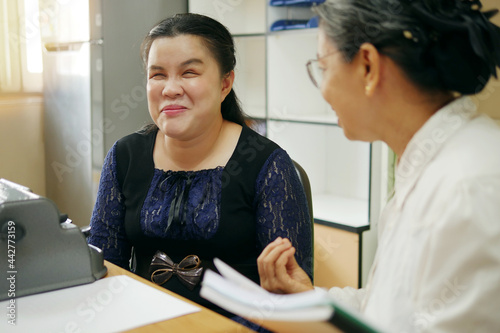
0, 275, 200, 332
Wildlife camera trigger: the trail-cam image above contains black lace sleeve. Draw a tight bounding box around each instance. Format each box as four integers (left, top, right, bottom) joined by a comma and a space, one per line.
87, 143, 132, 269
254, 149, 313, 280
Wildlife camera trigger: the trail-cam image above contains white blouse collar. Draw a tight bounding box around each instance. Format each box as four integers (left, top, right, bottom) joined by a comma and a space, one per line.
394, 97, 478, 208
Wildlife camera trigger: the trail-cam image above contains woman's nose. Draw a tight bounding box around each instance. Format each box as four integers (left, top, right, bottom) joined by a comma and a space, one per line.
162, 78, 183, 98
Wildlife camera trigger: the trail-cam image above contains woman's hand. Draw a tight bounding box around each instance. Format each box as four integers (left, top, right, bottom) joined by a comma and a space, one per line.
257, 237, 314, 294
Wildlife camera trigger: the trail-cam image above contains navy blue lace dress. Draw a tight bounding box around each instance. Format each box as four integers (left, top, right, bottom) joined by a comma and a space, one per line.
88, 126, 313, 319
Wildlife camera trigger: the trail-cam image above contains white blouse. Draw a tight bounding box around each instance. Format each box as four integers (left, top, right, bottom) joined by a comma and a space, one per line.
329, 97, 500, 332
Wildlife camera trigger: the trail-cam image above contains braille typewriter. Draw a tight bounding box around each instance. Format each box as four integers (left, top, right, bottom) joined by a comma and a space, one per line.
0, 179, 107, 301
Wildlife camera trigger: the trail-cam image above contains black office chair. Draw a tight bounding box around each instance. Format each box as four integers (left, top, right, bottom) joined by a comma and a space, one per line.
292, 160, 314, 224
292, 160, 314, 281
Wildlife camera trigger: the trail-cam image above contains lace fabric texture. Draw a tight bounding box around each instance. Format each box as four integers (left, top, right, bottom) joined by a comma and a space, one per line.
89, 142, 313, 278
143, 168, 222, 240
255, 150, 312, 277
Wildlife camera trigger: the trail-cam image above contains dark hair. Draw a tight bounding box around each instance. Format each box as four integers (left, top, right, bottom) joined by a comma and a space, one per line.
140, 13, 246, 127
314, 0, 500, 95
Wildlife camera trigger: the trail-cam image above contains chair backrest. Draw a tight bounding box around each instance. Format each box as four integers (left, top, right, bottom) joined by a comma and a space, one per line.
292, 160, 314, 282
292, 160, 313, 224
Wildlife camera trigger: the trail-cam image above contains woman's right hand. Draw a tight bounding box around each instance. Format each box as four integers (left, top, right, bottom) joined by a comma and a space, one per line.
257, 237, 314, 294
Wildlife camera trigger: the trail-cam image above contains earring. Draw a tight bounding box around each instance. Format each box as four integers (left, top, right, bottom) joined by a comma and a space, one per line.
365, 85, 372, 95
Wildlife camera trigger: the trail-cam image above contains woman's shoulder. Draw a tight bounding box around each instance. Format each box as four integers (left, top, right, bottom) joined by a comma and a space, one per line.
116, 127, 157, 148
113, 127, 157, 162
220, 125, 286, 181
113, 128, 156, 175
457, 116, 500, 174
110, 128, 156, 190
237, 125, 281, 154
232, 125, 294, 173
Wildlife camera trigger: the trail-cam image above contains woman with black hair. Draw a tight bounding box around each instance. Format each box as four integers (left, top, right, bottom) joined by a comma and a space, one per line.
257, 0, 500, 331
88, 13, 312, 326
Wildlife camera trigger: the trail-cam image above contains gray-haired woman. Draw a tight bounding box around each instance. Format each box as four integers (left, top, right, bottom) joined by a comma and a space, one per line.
257, 0, 500, 332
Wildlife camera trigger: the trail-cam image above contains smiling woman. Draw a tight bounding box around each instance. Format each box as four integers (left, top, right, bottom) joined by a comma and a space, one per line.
145, 35, 235, 154
87, 13, 313, 332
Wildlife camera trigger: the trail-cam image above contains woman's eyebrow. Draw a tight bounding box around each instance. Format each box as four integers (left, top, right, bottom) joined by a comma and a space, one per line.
147, 59, 203, 72
148, 64, 164, 72
180, 58, 204, 67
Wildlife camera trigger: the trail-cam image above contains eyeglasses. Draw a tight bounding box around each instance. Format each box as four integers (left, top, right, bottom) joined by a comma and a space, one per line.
305, 51, 339, 88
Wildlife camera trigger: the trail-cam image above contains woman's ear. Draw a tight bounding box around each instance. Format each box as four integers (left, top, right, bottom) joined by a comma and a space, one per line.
358, 43, 381, 97
221, 70, 235, 102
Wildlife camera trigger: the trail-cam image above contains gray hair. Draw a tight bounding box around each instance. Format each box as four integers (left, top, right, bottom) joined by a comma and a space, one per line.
313, 0, 411, 61
313, 0, 500, 95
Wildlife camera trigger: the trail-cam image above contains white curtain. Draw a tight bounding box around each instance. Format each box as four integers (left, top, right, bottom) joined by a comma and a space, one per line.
0, 0, 42, 93
0, 0, 23, 92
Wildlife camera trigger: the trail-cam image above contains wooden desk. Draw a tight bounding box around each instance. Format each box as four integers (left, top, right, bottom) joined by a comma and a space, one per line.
104, 261, 254, 332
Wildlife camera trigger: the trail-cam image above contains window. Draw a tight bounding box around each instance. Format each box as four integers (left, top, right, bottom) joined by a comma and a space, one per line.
0, 0, 43, 93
